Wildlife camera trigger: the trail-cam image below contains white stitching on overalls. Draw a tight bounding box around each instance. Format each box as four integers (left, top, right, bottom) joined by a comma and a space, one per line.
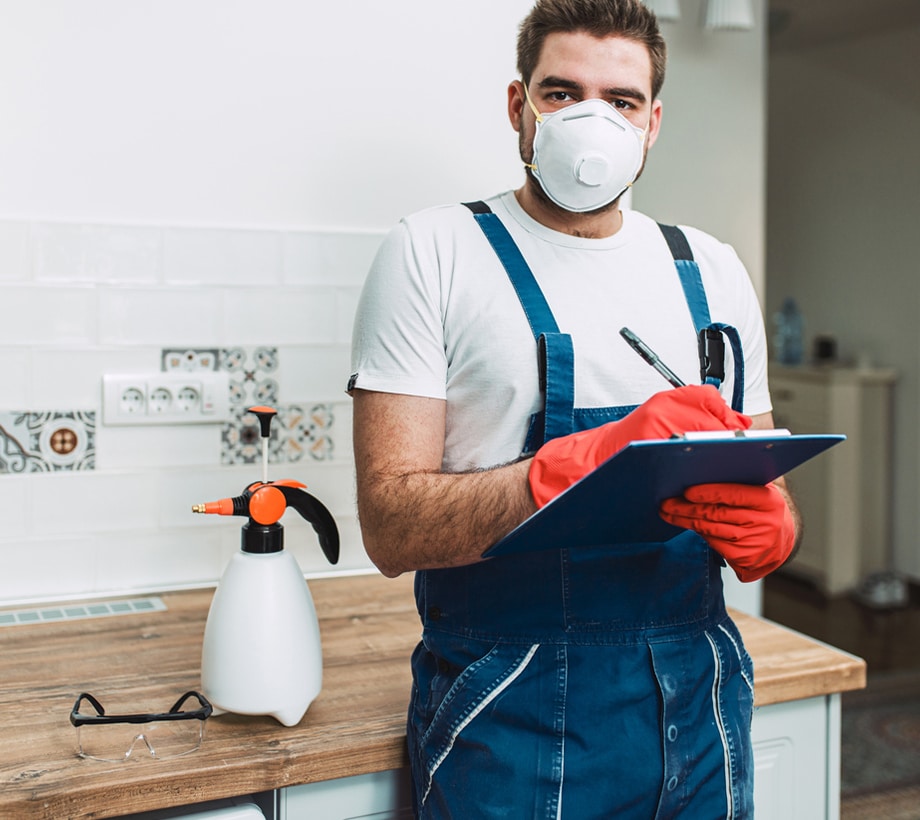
718, 622, 754, 696
706, 632, 734, 820
421, 643, 541, 807
555, 645, 568, 820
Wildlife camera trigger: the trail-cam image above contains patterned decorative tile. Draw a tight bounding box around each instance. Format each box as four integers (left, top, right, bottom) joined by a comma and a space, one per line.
159, 345, 334, 465
219, 346, 280, 408
221, 404, 334, 466
161, 348, 220, 372
161, 345, 277, 406
0, 411, 96, 473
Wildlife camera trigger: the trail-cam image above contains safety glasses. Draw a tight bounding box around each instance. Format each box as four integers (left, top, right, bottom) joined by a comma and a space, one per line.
70, 691, 212, 762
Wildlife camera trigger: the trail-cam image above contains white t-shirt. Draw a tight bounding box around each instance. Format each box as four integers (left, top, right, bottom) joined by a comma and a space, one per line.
351, 191, 771, 472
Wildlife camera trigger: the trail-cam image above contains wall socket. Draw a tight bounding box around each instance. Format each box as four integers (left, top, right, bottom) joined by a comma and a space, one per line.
102, 372, 230, 426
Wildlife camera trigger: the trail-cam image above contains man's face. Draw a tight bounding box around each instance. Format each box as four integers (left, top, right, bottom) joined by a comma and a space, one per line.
509, 31, 663, 207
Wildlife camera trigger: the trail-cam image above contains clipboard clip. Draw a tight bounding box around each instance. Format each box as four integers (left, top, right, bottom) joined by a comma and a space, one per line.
671, 428, 792, 441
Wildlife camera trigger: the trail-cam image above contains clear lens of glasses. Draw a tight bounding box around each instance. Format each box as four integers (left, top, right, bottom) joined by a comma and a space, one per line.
75, 717, 205, 762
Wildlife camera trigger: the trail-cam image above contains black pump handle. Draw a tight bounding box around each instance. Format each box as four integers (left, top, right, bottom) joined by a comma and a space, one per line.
277, 485, 340, 565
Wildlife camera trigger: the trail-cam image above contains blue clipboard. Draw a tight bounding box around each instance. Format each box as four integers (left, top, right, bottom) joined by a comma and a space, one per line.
484, 433, 845, 558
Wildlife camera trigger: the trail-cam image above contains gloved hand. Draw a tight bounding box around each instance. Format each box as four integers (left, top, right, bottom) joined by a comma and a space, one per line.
659, 483, 797, 582
528, 385, 751, 508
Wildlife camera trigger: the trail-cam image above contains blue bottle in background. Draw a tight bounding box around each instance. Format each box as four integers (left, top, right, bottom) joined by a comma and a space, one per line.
773, 298, 804, 365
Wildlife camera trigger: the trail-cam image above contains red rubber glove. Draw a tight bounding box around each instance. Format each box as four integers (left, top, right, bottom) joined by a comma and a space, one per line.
528, 385, 751, 508
659, 483, 797, 582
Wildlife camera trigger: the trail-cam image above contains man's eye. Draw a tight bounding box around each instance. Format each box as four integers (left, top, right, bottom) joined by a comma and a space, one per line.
611, 99, 633, 110
547, 91, 574, 102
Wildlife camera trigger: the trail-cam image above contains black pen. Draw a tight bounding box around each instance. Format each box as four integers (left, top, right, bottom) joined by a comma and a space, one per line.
619, 327, 686, 388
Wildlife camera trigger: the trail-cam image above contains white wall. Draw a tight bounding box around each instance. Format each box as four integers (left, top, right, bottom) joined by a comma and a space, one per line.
636, 0, 767, 300
767, 24, 920, 581
0, 0, 527, 229
0, 0, 767, 609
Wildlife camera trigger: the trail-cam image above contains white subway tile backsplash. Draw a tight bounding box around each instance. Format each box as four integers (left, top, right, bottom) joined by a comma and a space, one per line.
85, 225, 162, 283
34, 223, 162, 284
332, 399, 354, 463
0, 536, 97, 605
0, 219, 378, 605
0, 347, 31, 408
156, 464, 255, 530
272, 461, 356, 517
282, 230, 382, 287
164, 228, 283, 286
0, 286, 96, 345
32, 346, 161, 407
276, 345, 351, 401
222, 287, 336, 345
0, 221, 31, 281
329, 517, 373, 573
95, 424, 223, 471
98, 287, 222, 345
335, 286, 362, 346
282, 514, 370, 576
0, 475, 30, 539
93, 530, 224, 595
33, 223, 87, 280
29, 471, 159, 536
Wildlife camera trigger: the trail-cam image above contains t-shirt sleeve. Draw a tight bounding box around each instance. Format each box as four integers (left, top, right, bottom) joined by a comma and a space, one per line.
349, 219, 448, 399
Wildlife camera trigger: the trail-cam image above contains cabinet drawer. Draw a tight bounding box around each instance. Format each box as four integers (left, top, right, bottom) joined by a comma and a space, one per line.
770, 381, 829, 432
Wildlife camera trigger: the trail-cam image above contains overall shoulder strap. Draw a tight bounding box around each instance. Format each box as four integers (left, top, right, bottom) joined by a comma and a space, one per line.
464, 201, 574, 443
657, 223, 745, 412
463, 201, 559, 337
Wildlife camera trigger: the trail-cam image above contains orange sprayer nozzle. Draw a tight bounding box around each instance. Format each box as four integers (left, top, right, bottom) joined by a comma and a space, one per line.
192, 497, 237, 516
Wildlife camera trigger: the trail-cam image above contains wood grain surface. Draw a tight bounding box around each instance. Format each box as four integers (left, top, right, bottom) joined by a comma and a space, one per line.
0, 572, 864, 819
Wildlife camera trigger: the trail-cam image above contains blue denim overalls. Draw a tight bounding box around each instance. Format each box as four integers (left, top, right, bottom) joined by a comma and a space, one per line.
406, 203, 755, 819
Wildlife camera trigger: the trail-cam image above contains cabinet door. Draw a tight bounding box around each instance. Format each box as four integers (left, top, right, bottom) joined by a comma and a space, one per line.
279, 770, 412, 819
770, 367, 894, 593
752, 696, 834, 820
770, 380, 832, 582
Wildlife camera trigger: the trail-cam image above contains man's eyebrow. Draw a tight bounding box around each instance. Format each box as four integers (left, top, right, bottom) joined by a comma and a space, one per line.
607, 86, 648, 104
536, 76, 583, 92
536, 75, 648, 104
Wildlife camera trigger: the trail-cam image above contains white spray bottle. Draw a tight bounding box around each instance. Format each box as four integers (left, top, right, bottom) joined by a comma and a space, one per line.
193, 406, 339, 726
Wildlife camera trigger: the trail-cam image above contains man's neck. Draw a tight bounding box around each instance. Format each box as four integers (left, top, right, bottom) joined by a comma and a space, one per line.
514, 184, 624, 239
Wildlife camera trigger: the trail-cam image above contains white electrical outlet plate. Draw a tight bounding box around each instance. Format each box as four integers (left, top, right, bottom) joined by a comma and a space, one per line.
102, 372, 231, 426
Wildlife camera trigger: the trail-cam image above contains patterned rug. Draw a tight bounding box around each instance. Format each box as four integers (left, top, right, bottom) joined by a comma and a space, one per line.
842, 784, 920, 820
841, 669, 920, 811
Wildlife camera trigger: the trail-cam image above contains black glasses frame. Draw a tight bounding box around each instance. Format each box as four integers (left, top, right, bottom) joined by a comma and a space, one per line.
70, 690, 212, 727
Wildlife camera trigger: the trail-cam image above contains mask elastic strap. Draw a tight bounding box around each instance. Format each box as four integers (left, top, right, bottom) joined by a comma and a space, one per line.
522, 82, 544, 124
521, 82, 543, 173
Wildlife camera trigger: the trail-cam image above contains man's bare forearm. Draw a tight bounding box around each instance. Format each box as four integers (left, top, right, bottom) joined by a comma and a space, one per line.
357, 459, 536, 577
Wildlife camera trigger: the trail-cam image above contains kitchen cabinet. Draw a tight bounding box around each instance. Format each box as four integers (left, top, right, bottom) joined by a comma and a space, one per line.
752, 694, 842, 819
770, 364, 897, 594
274, 770, 412, 819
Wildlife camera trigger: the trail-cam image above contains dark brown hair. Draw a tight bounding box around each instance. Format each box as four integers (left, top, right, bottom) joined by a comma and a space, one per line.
517, 0, 667, 99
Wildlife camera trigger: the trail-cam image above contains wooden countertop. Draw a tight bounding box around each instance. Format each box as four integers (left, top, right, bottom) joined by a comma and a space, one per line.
0, 573, 865, 819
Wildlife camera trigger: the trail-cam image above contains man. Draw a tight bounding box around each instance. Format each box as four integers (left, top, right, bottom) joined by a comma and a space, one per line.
350, 1, 799, 816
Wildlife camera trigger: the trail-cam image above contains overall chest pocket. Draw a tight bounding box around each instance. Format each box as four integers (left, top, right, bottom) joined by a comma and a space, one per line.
562, 531, 712, 634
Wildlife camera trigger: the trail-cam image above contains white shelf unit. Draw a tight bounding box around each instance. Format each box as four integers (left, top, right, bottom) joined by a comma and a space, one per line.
769, 365, 897, 595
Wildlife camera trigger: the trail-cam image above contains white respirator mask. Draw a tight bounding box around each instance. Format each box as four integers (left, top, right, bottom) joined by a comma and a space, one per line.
524, 84, 648, 213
